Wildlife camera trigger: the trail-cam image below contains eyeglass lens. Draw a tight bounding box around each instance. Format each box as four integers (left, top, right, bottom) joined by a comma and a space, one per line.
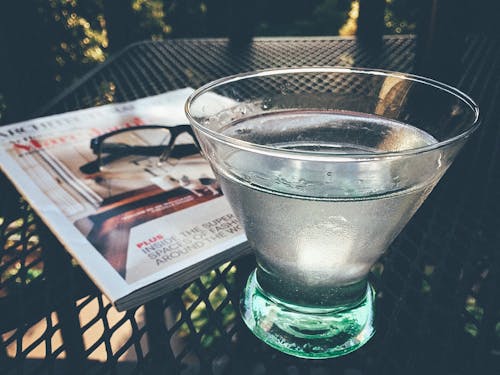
99, 128, 174, 173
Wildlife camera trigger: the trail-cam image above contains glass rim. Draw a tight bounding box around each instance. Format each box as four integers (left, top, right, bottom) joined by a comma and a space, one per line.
185, 66, 481, 162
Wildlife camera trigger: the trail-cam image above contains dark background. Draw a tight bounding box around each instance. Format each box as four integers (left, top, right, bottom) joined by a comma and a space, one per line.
0, 0, 497, 126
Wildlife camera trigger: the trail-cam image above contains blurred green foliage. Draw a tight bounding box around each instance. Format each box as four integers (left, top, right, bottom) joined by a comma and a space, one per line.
38, 0, 108, 83
178, 263, 237, 349
385, 0, 418, 34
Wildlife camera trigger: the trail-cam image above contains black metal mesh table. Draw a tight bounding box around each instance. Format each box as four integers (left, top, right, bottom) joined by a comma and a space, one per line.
1, 35, 500, 374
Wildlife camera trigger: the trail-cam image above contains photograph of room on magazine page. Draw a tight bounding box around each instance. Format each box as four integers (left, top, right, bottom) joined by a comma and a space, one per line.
0, 88, 247, 309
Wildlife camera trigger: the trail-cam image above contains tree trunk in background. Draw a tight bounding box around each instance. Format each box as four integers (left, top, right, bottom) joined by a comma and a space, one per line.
357, 0, 386, 45
227, 0, 258, 46
0, 2, 57, 124
103, 0, 137, 53
416, 0, 467, 85
205, 0, 257, 46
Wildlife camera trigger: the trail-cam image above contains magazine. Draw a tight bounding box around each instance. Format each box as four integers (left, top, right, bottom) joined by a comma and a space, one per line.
0, 88, 249, 311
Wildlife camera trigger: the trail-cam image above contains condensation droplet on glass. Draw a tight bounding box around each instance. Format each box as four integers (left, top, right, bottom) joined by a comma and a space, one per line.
280, 82, 291, 96
219, 111, 231, 124
261, 97, 272, 110
235, 128, 251, 135
237, 105, 248, 115
451, 104, 463, 116
392, 175, 401, 187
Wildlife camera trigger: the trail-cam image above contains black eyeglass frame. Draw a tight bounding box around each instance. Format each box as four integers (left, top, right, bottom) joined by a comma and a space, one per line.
80, 124, 200, 175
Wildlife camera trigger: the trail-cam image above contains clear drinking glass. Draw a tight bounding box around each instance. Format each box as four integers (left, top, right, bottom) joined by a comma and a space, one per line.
185, 67, 480, 358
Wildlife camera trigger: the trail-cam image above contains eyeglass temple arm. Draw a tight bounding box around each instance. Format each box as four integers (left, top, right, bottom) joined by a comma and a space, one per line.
79, 155, 118, 174
79, 143, 200, 175
79, 146, 165, 175
171, 124, 201, 152
159, 127, 201, 161
100, 144, 166, 156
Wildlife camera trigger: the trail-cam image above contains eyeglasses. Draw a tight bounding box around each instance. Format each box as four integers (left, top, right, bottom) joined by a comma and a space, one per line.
79, 124, 200, 175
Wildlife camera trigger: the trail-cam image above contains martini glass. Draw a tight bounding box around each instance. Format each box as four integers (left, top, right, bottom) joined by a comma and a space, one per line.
185, 67, 480, 359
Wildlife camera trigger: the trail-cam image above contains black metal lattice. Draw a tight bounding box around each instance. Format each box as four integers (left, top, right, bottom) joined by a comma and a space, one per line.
1, 35, 500, 375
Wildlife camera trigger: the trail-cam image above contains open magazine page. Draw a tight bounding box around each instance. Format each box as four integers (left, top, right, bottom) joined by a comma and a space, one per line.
0, 88, 248, 310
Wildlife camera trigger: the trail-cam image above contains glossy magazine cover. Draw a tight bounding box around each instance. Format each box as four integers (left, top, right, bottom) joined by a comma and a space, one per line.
0, 88, 248, 310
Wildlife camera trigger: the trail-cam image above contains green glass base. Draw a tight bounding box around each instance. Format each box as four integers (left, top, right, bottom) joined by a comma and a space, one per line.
240, 270, 375, 359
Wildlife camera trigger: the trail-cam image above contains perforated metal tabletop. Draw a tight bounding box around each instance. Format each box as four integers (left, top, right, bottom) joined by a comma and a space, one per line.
1, 35, 500, 374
